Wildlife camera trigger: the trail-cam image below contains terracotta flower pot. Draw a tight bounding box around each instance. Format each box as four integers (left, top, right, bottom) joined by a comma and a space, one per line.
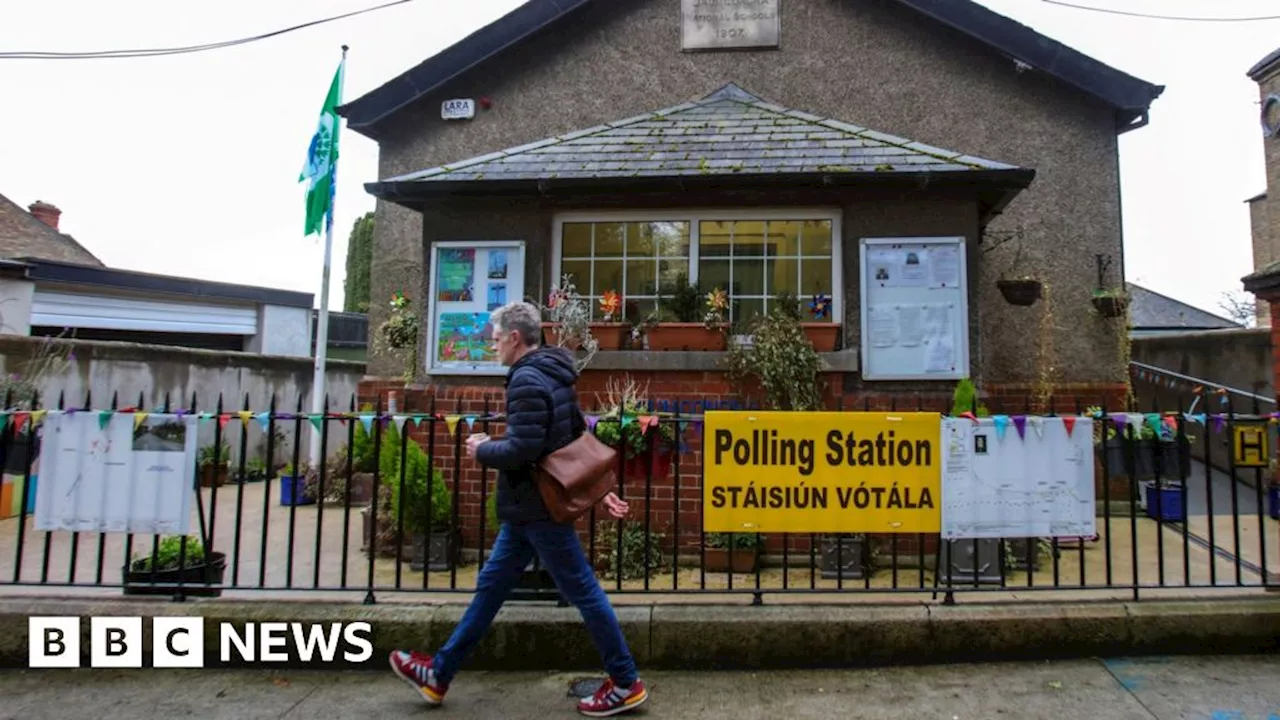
802, 323, 840, 351
646, 323, 727, 351
589, 322, 630, 350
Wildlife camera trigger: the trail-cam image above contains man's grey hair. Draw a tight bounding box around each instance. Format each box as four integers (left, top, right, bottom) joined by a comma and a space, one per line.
491, 301, 542, 346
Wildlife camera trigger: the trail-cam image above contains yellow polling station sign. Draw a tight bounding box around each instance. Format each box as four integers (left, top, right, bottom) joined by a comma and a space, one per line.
702, 411, 941, 534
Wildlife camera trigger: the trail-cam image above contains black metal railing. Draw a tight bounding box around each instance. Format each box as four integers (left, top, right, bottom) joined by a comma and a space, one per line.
0, 386, 1276, 604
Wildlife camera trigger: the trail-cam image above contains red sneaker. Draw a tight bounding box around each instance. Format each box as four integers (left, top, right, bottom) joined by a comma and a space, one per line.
577, 678, 648, 717
389, 650, 448, 705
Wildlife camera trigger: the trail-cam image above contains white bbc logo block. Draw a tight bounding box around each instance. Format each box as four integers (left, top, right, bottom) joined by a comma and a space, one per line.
29, 617, 81, 667
153, 617, 205, 668
91, 617, 142, 668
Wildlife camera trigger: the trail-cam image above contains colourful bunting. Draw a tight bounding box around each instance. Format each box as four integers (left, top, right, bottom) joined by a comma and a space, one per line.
238, 411, 253, 428
1012, 415, 1027, 439
1062, 416, 1077, 437
309, 415, 324, 434
445, 415, 461, 437
960, 411, 979, 424
255, 412, 271, 431
993, 415, 1009, 440
466, 417, 476, 432
217, 414, 231, 430
638, 415, 658, 431
359, 414, 374, 436
98, 410, 113, 430
1212, 414, 1226, 433
134, 412, 149, 430
585, 415, 599, 432
30, 410, 46, 427
1029, 416, 1044, 439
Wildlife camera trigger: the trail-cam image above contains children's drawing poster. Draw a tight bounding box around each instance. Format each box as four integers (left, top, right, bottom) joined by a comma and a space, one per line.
436, 312, 496, 364
488, 251, 508, 279
487, 284, 507, 311
437, 249, 475, 302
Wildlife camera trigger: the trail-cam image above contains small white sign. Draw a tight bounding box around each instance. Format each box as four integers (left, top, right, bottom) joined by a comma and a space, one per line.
442, 98, 476, 121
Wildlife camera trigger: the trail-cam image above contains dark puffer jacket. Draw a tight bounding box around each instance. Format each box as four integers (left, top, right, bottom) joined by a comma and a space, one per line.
476, 346, 583, 525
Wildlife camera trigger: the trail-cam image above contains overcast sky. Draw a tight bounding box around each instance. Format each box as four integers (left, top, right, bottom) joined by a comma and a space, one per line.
2, 0, 1278, 320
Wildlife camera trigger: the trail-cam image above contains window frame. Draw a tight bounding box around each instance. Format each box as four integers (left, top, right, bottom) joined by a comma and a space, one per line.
551, 208, 843, 329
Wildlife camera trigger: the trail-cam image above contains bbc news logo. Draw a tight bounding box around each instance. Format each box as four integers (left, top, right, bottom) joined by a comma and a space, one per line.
29, 617, 374, 668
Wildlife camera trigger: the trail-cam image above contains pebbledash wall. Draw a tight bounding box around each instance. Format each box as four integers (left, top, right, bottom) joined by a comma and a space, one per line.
344, 0, 1163, 558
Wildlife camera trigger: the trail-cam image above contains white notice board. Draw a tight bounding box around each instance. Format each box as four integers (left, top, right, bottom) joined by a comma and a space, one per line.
940, 416, 1096, 540
859, 237, 969, 380
426, 240, 526, 376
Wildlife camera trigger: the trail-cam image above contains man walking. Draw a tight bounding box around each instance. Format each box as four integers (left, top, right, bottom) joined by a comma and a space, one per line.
390, 301, 648, 717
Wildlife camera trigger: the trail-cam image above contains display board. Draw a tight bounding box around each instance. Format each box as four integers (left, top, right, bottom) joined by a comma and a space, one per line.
426, 241, 526, 375
35, 412, 199, 534
702, 411, 942, 534
939, 416, 1096, 540
859, 237, 969, 380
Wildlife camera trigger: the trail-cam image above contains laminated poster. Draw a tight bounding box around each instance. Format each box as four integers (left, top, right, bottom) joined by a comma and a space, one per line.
488, 251, 508, 280
437, 312, 496, 364
437, 249, 475, 302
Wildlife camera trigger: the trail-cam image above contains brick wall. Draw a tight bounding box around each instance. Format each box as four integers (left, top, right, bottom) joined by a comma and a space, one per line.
357, 373, 1132, 564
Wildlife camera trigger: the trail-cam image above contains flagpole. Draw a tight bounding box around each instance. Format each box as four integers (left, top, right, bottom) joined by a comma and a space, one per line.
309, 44, 347, 469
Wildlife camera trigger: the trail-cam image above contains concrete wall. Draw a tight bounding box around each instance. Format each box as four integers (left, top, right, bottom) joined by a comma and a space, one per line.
0, 278, 33, 335
247, 304, 312, 357
1130, 328, 1273, 403
362, 0, 1136, 386
0, 335, 367, 461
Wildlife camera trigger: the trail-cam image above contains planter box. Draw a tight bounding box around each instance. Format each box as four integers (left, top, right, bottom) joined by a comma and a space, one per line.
1143, 484, 1185, 522
705, 547, 759, 574
123, 551, 227, 597
938, 538, 1002, 584
1003, 538, 1045, 572
279, 475, 315, 506
801, 323, 840, 352
819, 535, 868, 580
411, 529, 461, 572
646, 323, 728, 351
199, 465, 228, 488
589, 322, 630, 350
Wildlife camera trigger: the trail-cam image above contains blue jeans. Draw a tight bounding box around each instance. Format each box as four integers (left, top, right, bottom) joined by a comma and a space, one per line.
433, 520, 638, 687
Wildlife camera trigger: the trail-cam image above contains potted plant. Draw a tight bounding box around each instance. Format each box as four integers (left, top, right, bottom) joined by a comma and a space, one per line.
123, 535, 226, 597
705, 532, 764, 573
590, 290, 630, 350
378, 290, 420, 383
541, 275, 599, 368
643, 276, 729, 351
197, 442, 230, 488
591, 376, 677, 481
1091, 288, 1129, 318
378, 424, 456, 572
1143, 477, 1185, 522
279, 462, 316, 506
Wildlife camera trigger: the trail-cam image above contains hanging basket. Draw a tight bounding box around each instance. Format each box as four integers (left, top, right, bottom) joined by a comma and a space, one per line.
1091, 294, 1128, 318
996, 279, 1042, 306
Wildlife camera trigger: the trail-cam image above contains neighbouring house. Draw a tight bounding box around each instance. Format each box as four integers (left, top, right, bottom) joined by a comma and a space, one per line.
342, 0, 1162, 412
1126, 283, 1241, 338
1242, 45, 1280, 401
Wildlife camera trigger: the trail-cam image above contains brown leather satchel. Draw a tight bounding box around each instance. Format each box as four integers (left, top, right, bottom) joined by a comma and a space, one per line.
534, 409, 618, 524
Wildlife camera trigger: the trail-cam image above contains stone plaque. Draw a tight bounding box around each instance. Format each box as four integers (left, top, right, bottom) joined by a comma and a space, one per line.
681, 0, 780, 51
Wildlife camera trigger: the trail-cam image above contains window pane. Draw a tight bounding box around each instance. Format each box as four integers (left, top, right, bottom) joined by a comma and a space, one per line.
803, 220, 833, 255
625, 222, 655, 257
625, 259, 657, 297
733, 259, 766, 296
699, 221, 732, 257
732, 221, 767, 257
659, 259, 689, 293
767, 221, 801, 257
801, 258, 833, 296
593, 259, 623, 296
766, 257, 800, 297
624, 299, 657, 324
764, 295, 803, 318
699, 259, 731, 293
732, 297, 765, 328
562, 223, 592, 257
655, 222, 691, 257
561, 260, 592, 290
595, 223, 625, 258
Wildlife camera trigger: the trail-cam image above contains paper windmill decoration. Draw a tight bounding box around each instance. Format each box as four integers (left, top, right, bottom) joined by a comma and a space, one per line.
810, 293, 831, 319
599, 290, 621, 322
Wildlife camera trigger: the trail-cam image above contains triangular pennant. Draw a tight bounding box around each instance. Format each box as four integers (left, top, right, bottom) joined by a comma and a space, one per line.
394, 415, 409, 433
255, 412, 271, 431
621, 415, 633, 428
1062, 416, 1077, 437
960, 411, 979, 424
1111, 414, 1127, 433
355, 414, 372, 436
585, 415, 600, 432
309, 415, 324, 434
1144, 413, 1161, 434
98, 410, 113, 430
466, 417, 476, 431
1212, 414, 1226, 434
410, 415, 425, 429
1028, 417, 1045, 440
445, 415, 461, 437
1126, 413, 1145, 433
993, 415, 1009, 440
217, 413, 231, 430
638, 415, 658, 431
1012, 415, 1027, 440
30, 409, 47, 427
1193, 413, 1206, 425
238, 410, 253, 428
1162, 415, 1178, 436
12, 412, 28, 432
133, 412, 149, 430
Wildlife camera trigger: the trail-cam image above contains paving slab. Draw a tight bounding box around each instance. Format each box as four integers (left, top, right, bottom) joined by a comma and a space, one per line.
1, 656, 1279, 719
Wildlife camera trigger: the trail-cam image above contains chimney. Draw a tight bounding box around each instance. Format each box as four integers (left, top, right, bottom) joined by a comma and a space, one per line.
28, 201, 61, 230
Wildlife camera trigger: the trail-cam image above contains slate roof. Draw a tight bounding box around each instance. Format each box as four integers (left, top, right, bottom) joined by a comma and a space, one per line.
1127, 283, 1240, 331
339, 0, 1164, 136
1248, 46, 1280, 80
381, 83, 1025, 185
0, 193, 103, 267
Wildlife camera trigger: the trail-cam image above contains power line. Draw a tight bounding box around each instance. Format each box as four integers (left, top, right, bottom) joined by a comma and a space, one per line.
0, 0, 414, 59
1041, 0, 1280, 22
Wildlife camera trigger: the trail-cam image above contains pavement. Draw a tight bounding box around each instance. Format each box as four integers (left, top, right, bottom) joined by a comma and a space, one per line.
1, 655, 1278, 719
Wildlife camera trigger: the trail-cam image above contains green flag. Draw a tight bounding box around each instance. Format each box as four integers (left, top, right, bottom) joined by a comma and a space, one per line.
300, 56, 345, 237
